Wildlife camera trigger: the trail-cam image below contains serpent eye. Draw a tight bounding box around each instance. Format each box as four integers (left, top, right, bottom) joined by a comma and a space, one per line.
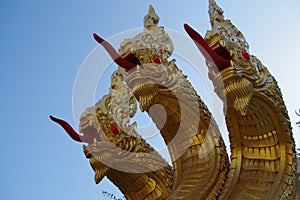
152, 55, 161, 64
110, 125, 120, 134
241, 50, 250, 61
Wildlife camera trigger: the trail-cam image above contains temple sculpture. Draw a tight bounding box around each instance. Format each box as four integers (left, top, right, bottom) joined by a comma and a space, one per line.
51, 1, 298, 199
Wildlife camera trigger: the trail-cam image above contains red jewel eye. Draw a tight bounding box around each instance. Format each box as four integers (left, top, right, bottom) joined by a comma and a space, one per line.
152, 55, 161, 64
110, 125, 119, 134
241, 50, 250, 61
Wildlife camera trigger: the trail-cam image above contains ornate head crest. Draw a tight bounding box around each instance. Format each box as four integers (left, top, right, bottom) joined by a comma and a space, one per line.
206, 0, 249, 52
144, 5, 160, 28
118, 5, 174, 65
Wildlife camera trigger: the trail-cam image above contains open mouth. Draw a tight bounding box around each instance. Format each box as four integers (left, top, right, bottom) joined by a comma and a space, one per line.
123, 53, 141, 66
79, 121, 101, 140
207, 44, 235, 81
50, 115, 101, 144
184, 24, 232, 74
210, 45, 231, 71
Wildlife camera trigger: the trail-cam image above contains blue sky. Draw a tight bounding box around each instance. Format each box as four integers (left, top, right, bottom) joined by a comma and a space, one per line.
1, 0, 300, 199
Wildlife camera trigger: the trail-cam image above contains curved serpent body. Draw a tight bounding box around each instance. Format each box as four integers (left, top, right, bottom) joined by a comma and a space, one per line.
125, 63, 229, 200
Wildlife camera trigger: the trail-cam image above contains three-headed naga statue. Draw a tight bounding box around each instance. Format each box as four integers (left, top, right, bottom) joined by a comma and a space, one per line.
51, 1, 298, 199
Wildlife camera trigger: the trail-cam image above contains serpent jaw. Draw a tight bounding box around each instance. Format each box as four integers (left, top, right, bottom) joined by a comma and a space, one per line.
84, 145, 111, 184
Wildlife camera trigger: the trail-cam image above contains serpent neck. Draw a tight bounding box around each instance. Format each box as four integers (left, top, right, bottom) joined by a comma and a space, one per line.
127, 69, 229, 199
219, 77, 297, 199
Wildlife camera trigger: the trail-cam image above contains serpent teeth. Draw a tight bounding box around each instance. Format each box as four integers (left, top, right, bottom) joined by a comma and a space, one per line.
93, 138, 98, 144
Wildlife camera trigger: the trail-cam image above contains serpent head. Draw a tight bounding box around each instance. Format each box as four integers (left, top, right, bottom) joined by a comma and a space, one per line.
93, 6, 189, 112
51, 68, 171, 184
184, 0, 269, 115
81, 93, 143, 184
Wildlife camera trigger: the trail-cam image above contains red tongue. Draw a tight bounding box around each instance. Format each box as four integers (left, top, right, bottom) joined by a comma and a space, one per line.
93, 33, 137, 70
50, 115, 96, 143
184, 24, 231, 72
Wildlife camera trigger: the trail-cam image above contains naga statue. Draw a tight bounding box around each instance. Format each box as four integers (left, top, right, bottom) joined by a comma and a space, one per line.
51, 1, 298, 199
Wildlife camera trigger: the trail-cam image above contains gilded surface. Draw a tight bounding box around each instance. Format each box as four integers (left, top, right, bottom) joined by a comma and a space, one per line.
52, 1, 298, 199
